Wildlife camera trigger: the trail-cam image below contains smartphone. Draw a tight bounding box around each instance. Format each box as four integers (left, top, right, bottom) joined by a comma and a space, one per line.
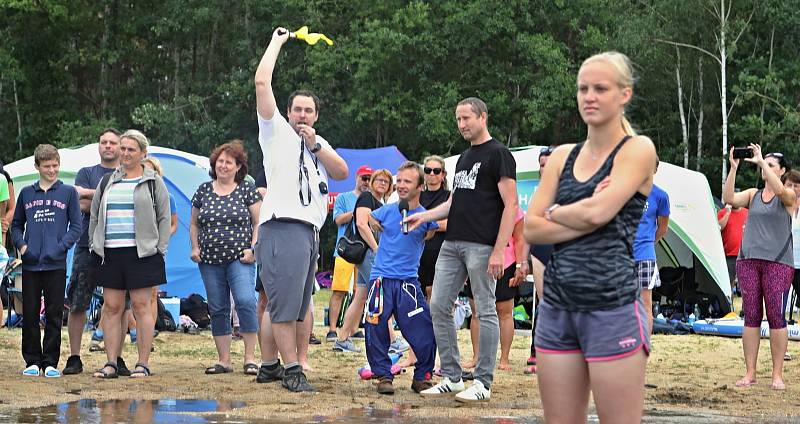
732, 147, 754, 159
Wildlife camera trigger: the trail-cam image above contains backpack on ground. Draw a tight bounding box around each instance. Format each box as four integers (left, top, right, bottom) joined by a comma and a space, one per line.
155, 297, 177, 331
180, 293, 211, 328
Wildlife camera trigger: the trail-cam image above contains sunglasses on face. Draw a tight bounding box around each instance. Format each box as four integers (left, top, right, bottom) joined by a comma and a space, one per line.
424, 167, 443, 175
360, 175, 372, 182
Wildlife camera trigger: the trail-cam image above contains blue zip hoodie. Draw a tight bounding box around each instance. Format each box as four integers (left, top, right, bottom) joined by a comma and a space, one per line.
11, 180, 82, 271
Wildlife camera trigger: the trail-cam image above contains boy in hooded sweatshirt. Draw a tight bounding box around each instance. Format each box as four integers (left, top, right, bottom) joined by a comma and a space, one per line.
11, 144, 81, 378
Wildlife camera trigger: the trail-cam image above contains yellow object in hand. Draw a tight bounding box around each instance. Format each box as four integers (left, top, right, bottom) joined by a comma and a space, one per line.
292, 26, 334, 46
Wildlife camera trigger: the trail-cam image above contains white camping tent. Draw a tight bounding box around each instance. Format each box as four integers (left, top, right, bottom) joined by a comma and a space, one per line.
443, 145, 731, 313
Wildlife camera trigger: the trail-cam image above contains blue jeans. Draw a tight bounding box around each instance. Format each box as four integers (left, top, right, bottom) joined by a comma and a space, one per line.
199, 260, 258, 337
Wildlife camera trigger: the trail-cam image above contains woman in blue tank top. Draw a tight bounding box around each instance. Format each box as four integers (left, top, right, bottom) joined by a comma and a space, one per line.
723, 145, 795, 390
524, 52, 656, 423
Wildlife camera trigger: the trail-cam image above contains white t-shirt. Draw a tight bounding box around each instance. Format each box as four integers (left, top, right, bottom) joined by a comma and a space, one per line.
257, 111, 331, 229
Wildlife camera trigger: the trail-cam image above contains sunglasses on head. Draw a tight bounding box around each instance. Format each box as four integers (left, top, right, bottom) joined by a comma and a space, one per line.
360, 175, 372, 182
766, 152, 784, 159
424, 167, 443, 175
540, 146, 554, 157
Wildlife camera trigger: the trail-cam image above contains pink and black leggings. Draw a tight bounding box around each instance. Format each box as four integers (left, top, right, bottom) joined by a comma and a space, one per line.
736, 258, 793, 329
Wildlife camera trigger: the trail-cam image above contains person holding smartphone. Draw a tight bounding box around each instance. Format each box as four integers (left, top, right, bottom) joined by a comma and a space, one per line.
723, 144, 795, 390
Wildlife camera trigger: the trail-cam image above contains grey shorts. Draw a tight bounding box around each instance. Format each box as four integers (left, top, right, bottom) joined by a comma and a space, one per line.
637, 260, 660, 290
66, 247, 95, 312
534, 299, 650, 362
256, 220, 318, 323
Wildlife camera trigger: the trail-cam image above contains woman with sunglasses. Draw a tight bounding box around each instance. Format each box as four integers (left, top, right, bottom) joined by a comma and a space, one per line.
723, 145, 795, 390
418, 156, 451, 301
333, 169, 394, 352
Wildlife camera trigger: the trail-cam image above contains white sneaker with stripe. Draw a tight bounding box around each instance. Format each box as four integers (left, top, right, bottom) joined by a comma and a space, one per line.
455, 379, 491, 403
419, 377, 465, 397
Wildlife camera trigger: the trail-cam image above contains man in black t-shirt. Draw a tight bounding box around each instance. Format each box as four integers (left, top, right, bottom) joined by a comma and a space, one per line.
408, 97, 517, 403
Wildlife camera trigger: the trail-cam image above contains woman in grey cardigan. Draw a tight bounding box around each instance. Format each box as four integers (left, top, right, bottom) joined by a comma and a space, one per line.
89, 130, 171, 379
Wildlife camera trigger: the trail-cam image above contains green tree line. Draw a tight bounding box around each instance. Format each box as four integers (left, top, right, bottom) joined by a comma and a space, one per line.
2, 0, 800, 193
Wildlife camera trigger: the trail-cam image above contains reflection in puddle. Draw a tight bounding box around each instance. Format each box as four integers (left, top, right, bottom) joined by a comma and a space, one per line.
11, 399, 246, 423
4, 400, 768, 423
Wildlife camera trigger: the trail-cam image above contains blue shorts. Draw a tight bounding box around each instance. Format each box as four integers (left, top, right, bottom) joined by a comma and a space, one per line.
534, 299, 650, 362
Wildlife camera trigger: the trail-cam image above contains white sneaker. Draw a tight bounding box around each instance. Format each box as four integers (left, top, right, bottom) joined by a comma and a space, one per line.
43, 366, 62, 378
22, 365, 40, 377
455, 379, 491, 403
419, 377, 465, 397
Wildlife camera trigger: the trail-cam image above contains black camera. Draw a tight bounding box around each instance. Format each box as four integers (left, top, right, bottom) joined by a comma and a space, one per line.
319, 181, 329, 195
732, 147, 754, 159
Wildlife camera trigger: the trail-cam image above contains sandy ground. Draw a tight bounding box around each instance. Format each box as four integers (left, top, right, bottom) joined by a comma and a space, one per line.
0, 291, 798, 422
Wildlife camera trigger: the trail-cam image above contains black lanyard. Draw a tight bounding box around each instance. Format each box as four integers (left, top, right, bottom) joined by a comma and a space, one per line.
298, 138, 320, 206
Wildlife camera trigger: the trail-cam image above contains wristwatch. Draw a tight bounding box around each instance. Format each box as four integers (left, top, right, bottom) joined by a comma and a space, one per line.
310, 142, 322, 153
545, 203, 560, 221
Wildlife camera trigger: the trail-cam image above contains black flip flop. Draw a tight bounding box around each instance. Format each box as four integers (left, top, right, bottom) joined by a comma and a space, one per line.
93, 362, 118, 379
205, 364, 234, 375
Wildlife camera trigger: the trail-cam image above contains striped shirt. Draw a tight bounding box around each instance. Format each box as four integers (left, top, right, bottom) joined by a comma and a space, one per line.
104, 178, 140, 248
543, 138, 647, 311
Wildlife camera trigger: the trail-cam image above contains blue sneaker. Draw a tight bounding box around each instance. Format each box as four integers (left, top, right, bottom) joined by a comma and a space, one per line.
332, 338, 361, 353
129, 328, 137, 344
91, 329, 104, 342
44, 366, 62, 378
22, 365, 40, 377
389, 336, 409, 353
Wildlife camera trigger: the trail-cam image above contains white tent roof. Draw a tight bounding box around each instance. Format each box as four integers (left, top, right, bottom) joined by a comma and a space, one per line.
5, 144, 209, 183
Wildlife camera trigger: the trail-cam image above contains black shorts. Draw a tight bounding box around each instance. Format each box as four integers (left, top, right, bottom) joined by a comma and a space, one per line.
92, 247, 166, 291
418, 249, 440, 289
464, 264, 517, 302
793, 269, 800, 308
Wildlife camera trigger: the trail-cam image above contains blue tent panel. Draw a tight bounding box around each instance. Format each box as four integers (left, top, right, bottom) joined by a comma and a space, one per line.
328, 146, 408, 193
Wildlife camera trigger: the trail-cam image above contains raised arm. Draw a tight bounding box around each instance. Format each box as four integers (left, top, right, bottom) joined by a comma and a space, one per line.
722, 147, 756, 208
405, 195, 451, 232
548, 137, 656, 231
747, 144, 795, 208
255, 28, 290, 120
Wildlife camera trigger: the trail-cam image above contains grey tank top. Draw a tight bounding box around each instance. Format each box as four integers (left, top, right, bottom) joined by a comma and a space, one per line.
739, 189, 793, 267
543, 137, 647, 311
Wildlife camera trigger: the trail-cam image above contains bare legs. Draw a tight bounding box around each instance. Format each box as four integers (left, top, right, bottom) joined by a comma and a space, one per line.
538, 350, 647, 423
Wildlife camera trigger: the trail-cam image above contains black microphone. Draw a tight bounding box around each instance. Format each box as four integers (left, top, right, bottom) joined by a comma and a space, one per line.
398, 200, 410, 234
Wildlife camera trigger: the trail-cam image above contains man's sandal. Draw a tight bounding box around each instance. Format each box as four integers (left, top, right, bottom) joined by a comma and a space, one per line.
130, 363, 152, 378
93, 362, 119, 379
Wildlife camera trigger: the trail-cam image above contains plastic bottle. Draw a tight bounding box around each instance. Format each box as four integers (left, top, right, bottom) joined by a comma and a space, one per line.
693, 304, 702, 321
655, 313, 666, 324
653, 303, 660, 318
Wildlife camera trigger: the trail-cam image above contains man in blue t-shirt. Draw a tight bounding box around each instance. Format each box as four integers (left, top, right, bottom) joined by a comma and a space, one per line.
326, 165, 372, 341
63, 129, 122, 375
364, 161, 438, 396
633, 159, 670, 333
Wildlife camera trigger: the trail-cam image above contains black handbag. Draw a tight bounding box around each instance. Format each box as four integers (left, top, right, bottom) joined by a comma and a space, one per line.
336, 217, 367, 264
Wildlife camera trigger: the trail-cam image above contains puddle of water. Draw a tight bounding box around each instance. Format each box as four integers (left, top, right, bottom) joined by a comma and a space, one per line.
8, 399, 247, 423
2, 400, 776, 423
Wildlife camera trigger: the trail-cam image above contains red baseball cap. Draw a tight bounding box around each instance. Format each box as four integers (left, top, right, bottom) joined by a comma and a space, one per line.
356, 165, 373, 176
